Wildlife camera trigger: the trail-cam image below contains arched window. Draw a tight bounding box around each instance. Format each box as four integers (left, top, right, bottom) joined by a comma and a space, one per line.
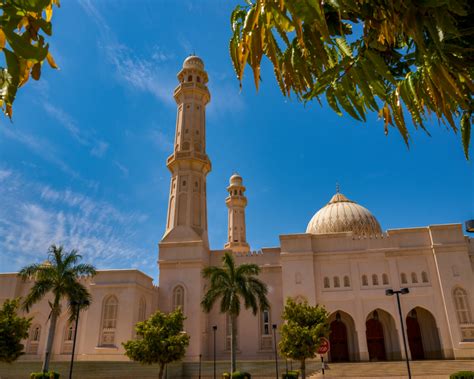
173, 285, 185, 312
453, 287, 472, 324
421, 271, 429, 283
372, 274, 379, 286
27, 325, 41, 354
187, 75, 192, 82
197, 76, 201, 83
334, 276, 340, 288
382, 273, 389, 285
138, 297, 146, 322
411, 272, 418, 284
343, 275, 350, 287
65, 325, 74, 341
100, 295, 118, 346
362, 275, 368, 286
32, 325, 41, 341
262, 309, 270, 335
323, 277, 330, 288
401, 273, 407, 284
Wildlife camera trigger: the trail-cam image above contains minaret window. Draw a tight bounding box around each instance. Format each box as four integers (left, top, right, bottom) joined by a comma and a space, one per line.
333, 276, 340, 288
421, 271, 429, 283
343, 275, 350, 287
382, 273, 389, 285
324, 277, 330, 288
197, 76, 201, 83
362, 275, 368, 286
401, 273, 407, 284
173, 285, 185, 312
411, 272, 418, 283
187, 75, 192, 82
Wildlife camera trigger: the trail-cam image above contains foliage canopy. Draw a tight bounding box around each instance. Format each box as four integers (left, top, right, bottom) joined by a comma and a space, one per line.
0, 0, 59, 120
279, 298, 330, 379
19, 244, 96, 372
123, 308, 190, 379
201, 251, 269, 373
0, 298, 31, 363
230, 0, 473, 158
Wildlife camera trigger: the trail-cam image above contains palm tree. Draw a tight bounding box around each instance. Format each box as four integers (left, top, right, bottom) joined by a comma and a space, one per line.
201, 251, 269, 373
19, 245, 96, 372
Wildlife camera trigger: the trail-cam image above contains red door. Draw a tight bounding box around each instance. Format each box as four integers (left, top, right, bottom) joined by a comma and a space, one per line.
407, 316, 425, 360
366, 318, 386, 361
330, 320, 349, 362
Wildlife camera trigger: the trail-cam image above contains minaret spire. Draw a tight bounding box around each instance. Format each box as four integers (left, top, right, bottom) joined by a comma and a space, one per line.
162, 55, 211, 245
225, 173, 250, 253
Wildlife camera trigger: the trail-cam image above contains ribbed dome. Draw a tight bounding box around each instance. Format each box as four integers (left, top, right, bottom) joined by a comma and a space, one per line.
306, 192, 382, 236
183, 55, 204, 70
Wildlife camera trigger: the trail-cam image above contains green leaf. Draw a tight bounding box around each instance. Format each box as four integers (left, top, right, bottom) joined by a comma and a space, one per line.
3, 28, 49, 62
461, 112, 471, 160
10, 0, 51, 12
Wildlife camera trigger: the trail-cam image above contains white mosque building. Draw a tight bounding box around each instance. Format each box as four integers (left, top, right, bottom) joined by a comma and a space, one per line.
1, 56, 473, 364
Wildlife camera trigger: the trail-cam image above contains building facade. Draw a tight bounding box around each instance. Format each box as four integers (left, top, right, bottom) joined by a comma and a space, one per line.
1, 56, 473, 363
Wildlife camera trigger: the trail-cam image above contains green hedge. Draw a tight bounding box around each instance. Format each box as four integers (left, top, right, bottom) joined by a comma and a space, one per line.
282, 370, 300, 379
222, 372, 251, 379
450, 372, 474, 379
30, 372, 60, 379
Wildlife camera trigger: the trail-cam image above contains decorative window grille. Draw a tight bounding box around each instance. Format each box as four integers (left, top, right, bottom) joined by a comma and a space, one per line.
333, 276, 340, 288
343, 276, 350, 287
411, 272, 418, 284
421, 271, 429, 283
323, 277, 330, 288
362, 275, 368, 286
100, 295, 118, 346
173, 285, 185, 312
382, 273, 389, 285
401, 273, 407, 284
372, 274, 379, 286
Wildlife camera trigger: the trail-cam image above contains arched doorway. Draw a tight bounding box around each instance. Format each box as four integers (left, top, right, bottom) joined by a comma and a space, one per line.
330, 315, 349, 362
366, 309, 401, 361
366, 311, 386, 361
406, 311, 424, 359
406, 307, 442, 359
328, 310, 358, 362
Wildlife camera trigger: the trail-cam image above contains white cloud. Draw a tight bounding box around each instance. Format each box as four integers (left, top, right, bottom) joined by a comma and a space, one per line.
114, 161, 129, 177
0, 171, 150, 272
0, 169, 12, 181
150, 129, 173, 153
43, 101, 109, 158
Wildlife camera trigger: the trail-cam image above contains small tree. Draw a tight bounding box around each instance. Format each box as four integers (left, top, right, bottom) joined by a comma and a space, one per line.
123, 308, 190, 379
279, 298, 330, 379
0, 298, 32, 363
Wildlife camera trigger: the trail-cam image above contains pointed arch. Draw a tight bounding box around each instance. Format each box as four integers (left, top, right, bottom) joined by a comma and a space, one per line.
138, 296, 147, 322
328, 310, 358, 362
100, 295, 118, 346
453, 287, 472, 324
172, 285, 185, 312
405, 307, 442, 359
366, 309, 401, 361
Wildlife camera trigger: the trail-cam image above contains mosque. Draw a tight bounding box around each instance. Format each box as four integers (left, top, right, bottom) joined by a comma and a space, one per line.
1, 56, 473, 364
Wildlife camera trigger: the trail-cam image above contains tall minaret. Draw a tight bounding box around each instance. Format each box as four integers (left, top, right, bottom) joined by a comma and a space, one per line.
224, 173, 250, 253
163, 55, 211, 245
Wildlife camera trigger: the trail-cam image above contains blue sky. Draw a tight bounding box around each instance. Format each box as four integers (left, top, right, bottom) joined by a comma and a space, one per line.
0, 0, 472, 281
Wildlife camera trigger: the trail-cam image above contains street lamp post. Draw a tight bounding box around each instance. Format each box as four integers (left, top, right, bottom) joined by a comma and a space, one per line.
213, 325, 217, 379
272, 324, 279, 379
68, 300, 83, 379
386, 288, 411, 379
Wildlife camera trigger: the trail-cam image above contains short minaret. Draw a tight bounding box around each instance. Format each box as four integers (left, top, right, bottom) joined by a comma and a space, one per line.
162, 55, 211, 245
224, 173, 250, 253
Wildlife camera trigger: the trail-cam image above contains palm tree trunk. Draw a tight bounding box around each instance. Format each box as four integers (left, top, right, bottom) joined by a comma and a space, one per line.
300, 359, 306, 379
230, 314, 237, 373
42, 305, 59, 372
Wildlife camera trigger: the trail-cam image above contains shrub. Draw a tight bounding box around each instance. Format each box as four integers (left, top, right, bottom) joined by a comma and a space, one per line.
282, 370, 300, 379
30, 372, 60, 379
450, 372, 474, 379
222, 372, 251, 379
